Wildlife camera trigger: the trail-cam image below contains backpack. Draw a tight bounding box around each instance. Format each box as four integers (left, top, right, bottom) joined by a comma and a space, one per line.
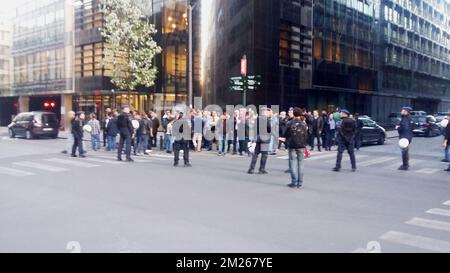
288, 121, 308, 149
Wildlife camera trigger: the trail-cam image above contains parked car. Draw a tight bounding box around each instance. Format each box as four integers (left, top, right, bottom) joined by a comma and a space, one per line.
359, 117, 386, 145
388, 112, 401, 129
411, 115, 441, 137
8, 112, 59, 139
410, 111, 427, 116
434, 112, 448, 123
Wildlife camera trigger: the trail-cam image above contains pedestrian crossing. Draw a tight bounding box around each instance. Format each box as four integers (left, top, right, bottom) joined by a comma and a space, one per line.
13, 161, 69, 172
276, 151, 444, 175
355, 200, 450, 253
0, 153, 170, 178
0, 166, 34, 177
426, 208, 450, 217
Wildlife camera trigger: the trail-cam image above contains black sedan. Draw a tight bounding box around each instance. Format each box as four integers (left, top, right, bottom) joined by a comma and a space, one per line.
359, 118, 387, 145
411, 115, 441, 137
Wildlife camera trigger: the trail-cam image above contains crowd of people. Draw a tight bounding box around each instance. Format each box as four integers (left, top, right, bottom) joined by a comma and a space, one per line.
62, 105, 450, 189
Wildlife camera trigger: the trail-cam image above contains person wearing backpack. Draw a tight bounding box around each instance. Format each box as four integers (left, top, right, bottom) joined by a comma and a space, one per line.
333, 109, 357, 172
282, 108, 309, 189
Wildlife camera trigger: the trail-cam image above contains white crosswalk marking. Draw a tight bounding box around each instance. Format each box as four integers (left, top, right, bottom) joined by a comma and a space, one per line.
388, 159, 422, 170
380, 231, 450, 252
0, 166, 34, 177
81, 157, 122, 165
415, 168, 441, 174
150, 154, 173, 159
323, 155, 369, 165
444, 201, 450, 206
359, 156, 397, 167
278, 153, 336, 161
427, 208, 450, 218
44, 158, 99, 168
92, 155, 158, 164
13, 161, 68, 172
406, 217, 450, 232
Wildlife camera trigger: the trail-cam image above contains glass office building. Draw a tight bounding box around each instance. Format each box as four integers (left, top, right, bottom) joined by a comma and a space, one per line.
73, 0, 192, 117
6, 0, 74, 122
201, 0, 450, 123
0, 22, 14, 126
379, 0, 450, 117
201, 0, 313, 107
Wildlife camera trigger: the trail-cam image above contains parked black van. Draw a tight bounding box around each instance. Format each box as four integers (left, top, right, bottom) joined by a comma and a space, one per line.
8, 112, 59, 139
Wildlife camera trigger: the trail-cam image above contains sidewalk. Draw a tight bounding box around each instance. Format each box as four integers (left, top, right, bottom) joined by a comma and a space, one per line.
386, 130, 399, 139
1, 126, 399, 139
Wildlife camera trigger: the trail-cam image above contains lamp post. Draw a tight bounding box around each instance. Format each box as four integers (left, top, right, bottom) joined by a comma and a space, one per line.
188, 1, 199, 108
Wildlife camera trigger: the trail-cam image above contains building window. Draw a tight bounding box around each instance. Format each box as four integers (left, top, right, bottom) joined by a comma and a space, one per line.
76, 42, 106, 78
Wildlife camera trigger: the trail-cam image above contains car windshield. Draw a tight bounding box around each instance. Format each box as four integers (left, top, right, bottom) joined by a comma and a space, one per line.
412, 116, 426, 123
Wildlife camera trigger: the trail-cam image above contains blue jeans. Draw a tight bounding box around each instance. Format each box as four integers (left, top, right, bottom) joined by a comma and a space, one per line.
165, 134, 173, 152
91, 134, 101, 151
219, 135, 228, 153
138, 135, 149, 154
289, 148, 305, 186
106, 135, 116, 151
445, 146, 449, 161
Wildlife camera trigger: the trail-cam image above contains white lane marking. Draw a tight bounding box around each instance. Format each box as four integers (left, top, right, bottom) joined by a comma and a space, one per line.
91, 155, 159, 164
388, 159, 421, 170
150, 154, 173, 159
406, 217, 450, 232
415, 168, 441, 174
278, 152, 336, 161
0, 166, 34, 177
427, 208, 450, 218
359, 156, 397, 167
444, 201, 450, 206
323, 155, 369, 165
44, 158, 99, 168
82, 157, 122, 164
13, 161, 68, 172
380, 231, 450, 252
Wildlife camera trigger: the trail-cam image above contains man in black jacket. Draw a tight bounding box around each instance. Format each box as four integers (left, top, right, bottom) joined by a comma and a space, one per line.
310, 110, 324, 152
71, 112, 85, 158
248, 108, 272, 175
117, 107, 134, 162
173, 112, 192, 167
333, 109, 357, 172
106, 112, 119, 151
442, 110, 450, 172
396, 107, 414, 171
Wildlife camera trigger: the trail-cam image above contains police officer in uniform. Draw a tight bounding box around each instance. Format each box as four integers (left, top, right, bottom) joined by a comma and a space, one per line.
333, 109, 357, 172
173, 111, 192, 167
397, 107, 414, 171
117, 106, 134, 162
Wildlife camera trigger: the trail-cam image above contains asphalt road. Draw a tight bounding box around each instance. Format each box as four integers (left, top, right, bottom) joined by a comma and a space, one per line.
0, 128, 449, 253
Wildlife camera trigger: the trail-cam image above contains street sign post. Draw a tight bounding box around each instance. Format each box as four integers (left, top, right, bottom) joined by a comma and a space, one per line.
228, 55, 262, 106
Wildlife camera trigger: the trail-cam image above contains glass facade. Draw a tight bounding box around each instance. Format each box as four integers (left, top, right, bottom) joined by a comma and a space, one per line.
0, 24, 12, 97
150, 0, 189, 110
202, 0, 450, 123
72, 0, 190, 116
380, 0, 450, 114
12, 0, 72, 96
